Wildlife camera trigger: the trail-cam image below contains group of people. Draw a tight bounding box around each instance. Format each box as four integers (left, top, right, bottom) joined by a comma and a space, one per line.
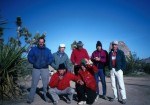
27, 37, 127, 105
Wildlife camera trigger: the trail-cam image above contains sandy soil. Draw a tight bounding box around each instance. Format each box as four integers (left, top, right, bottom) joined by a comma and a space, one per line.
1, 76, 150, 105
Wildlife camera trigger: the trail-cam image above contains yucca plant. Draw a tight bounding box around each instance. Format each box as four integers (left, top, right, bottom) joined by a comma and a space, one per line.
0, 16, 47, 102
71, 40, 77, 50
0, 42, 26, 100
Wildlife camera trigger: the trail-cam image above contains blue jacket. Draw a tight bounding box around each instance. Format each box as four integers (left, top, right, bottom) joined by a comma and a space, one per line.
109, 49, 126, 71
28, 46, 53, 69
51, 51, 73, 72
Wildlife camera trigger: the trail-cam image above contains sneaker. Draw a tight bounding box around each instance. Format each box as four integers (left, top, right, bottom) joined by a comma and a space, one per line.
103, 95, 109, 100
109, 98, 118, 102
78, 101, 86, 105
95, 95, 99, 102
122, 99, 126, 104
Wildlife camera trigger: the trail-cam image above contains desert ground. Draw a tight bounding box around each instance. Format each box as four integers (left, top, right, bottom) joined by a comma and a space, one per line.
1, 76, 150, 105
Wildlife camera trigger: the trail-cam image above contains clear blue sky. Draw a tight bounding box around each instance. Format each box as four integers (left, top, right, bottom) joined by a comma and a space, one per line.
1, 0, 150, 59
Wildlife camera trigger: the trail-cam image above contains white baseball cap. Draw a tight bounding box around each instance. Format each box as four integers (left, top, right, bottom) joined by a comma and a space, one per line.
59, 44, 65, 48
112, 41, 118, 45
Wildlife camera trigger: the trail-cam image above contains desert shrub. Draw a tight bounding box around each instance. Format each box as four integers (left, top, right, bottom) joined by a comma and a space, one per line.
143, 63, 150, 74
0, 42, 26, 99
124, 53, 143, 75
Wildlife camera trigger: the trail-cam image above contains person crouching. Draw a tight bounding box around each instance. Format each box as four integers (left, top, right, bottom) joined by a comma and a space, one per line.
48, 63, 82, 105
77, 58, 98, 105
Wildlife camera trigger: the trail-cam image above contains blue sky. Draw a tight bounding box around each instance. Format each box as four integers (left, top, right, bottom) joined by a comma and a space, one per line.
0, 0, 150, 58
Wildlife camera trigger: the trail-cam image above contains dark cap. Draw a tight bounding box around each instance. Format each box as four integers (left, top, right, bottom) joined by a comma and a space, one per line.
58, 63, 66, 70
96, 41, 102, 48
77, 41, 84, 47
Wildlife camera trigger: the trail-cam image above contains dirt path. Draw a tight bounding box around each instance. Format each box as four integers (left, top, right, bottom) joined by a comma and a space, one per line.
1, 76, 150, 105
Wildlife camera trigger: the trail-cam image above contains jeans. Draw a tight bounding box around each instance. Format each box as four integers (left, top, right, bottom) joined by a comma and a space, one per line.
28, 68, 49, 101
48, 87, 75, 102
95, 69, 107, 96
110, 68, 126, 99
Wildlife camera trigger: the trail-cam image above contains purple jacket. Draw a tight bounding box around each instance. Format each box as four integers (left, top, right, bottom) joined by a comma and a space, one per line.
91, 50, 107, 69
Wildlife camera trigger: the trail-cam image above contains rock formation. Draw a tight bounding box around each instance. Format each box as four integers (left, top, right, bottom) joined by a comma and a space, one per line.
109, 41, 131, 58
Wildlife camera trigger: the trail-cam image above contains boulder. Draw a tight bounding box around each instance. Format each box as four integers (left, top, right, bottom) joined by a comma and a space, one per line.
109, 41, 131, 58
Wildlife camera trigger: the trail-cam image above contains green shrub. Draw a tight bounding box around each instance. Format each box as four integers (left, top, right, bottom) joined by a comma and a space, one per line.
124, 53, 143, 75
0, 42, 26, 99
143, 63, 150, 74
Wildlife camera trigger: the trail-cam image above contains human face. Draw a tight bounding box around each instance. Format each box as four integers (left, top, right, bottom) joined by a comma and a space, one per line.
81, 65, 86, 71
59, 47, 65, 53
58, 69, 66, 75
112, 44, 118, 51
78, 46, 83, 50
38, 39, 45, 47
97, 46, 102, 51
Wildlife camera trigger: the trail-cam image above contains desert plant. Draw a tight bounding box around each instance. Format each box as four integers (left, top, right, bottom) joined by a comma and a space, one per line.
0, 16, 47, 101
124, 53, 144, 75
0, 16, 8, 45
15, 16, 46, 51
71, 40, 77, 50
0, 42, 26, 99
143, 63, 150, 74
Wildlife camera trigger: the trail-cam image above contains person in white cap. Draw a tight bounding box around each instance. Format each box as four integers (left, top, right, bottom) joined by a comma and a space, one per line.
109, 41, 127, 104
51, 44, 73, 72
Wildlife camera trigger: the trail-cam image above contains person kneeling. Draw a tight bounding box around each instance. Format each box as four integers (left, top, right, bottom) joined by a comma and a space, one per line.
77, 58, 98, 105
48, 63, 82, 105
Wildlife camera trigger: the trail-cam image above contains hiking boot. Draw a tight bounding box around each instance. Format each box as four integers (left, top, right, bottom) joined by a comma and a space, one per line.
122, 99, 126, 104
27, 100, 33, 104
66, 100, 71, 104
53, 101, 58, 105
46, 99, 52, 103
103, 95, 109, 100
109, 98, 118, 102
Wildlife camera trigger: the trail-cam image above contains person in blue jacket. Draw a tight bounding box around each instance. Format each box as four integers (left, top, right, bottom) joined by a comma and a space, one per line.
27, 37, 53, 104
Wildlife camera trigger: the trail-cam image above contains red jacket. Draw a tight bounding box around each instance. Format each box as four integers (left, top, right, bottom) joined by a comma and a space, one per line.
78, 64, 98, 91
71, 48, 90, 65
49, 71, 78, 90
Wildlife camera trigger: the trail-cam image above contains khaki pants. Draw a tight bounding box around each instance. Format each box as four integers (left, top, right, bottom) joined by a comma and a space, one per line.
48, 87, 75, 102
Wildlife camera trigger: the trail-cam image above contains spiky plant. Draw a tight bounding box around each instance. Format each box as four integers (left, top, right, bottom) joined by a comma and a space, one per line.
71, 40, 77, 50
0, 42, 26, 99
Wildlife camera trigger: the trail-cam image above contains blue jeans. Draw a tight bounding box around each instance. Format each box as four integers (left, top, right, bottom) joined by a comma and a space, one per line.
28, 68, 49, 102
95, 69, 106, 96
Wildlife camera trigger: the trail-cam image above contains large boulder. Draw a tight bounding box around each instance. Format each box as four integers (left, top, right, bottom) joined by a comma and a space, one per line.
109, 41, 131, 58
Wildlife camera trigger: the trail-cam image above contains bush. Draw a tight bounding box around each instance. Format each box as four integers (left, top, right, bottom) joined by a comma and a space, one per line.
0, 16, 45, 100
124, 53, 143, 75
143, 63, 150, 74
0, 42, 26, 99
